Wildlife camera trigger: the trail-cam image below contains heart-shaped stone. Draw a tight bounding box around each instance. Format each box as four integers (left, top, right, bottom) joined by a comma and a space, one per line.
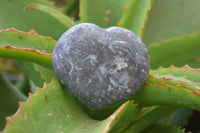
52, 23, 150, 109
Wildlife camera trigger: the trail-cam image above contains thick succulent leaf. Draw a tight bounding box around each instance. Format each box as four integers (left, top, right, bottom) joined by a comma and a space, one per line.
0, 29, 56, 54
80, 0, 129, 28
0, 0, 67, 40
125, 106, 176, 133
150, 65, 200, 82
24, 3, 75, 29
0, 73, 26, 131
143, 124, 186, 133
148, 33, 200, 69
34, 64, 56, 83
118, 0, 154, 37
132, 81, 200, 111
147, 74, 200, 91
14, 61, 44, 88
0, 46, 52, 69
3, 80, 142, 133
169, 108, 193, 127
65, 0, 79, 19
0, 29, 56, 85
15, 75, 31, 96
143, 0, 200, 45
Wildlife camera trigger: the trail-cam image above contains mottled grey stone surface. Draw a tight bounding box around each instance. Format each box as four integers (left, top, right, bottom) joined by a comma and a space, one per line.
52, 23, 150, 109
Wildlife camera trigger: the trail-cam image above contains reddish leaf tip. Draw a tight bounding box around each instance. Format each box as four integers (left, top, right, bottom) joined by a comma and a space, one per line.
103, 101, 130, 133
123, 6, 127, 12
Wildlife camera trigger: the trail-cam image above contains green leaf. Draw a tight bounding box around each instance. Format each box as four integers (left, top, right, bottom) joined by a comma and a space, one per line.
118, 0, 154, 37
147, 74, 200, 92
0, 73, 26, 131
0, 0, 67, 40
107, 101, 141, 133
15, 75, 31, 96
143, 124, 186, 133
80, 0, 129, 28
169, 108, 193, 127
0, 28, 56, 69
148, 33, 200, 69
3, 80, 142, 133
143, 0, 200, 46
132, 81, 200, 111
65, 0, 79, 19
150, 65, 200, 82
24, 3, 75, 29
125, 106, 176, 133
0, 29, 56, 54
0, 46, 52, 69
14, 61, 44, 88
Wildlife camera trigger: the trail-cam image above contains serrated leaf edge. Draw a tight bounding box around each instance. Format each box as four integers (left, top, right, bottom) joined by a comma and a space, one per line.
102, 101, 130, 133
2, 80, 50, 132
149, 32, 200, 47
0, 28, 56, 43
140, 0, 154, 38
148, 74, 200, 91
155, 65, 200, 72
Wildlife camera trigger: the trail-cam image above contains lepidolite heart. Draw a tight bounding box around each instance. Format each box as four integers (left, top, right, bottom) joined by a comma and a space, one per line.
52, 23, 150, 109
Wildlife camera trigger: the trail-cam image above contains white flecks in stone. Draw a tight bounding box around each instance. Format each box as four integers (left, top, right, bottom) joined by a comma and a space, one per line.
64, 46, 71, 54
99, 65, 108, 75
85, 55, 97, 66
68, 59, 74, 77
110, 77, 119, 88
118, 71, 130, 85
115, 40, 126, 44
141, 69, 145, 73
76, 67, 82, 71
113, 58, 128, 70
126, 88, 131, 93
88, 79, 92, 84
108, 84, 114, 91
108, 42, 115, 53
60, 80, 64, 85
132, 37, 142, 44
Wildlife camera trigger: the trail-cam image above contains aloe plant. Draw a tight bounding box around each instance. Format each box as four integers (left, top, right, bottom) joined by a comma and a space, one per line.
0, 0, 200, 132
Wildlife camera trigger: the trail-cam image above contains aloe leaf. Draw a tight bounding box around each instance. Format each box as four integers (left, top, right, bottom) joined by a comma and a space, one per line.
0, 46, 52, 69
34, 64, 56, 83
143, 0, 200, 45
147, 74, 200, 92
132, 82, 200, 111
0, 29, 56, 53
0, 0, 67, 40
125, 106, 176, 133
0, 29, 56, 68
0, 73, 26, 131
15, 75, 30, 96
80, 0, 129, 27
148, 33, 200, 69
0, 29, 57, 85
143, 124, 186, 133
106, 101, 141, 133
65, 0, 79, 19
14, 61, 44, 88
118, 0, 154, 37
169, 108, 193, 127
3, 80, 142, 133
24, 3, 75, 29
150, 65, 200, 82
